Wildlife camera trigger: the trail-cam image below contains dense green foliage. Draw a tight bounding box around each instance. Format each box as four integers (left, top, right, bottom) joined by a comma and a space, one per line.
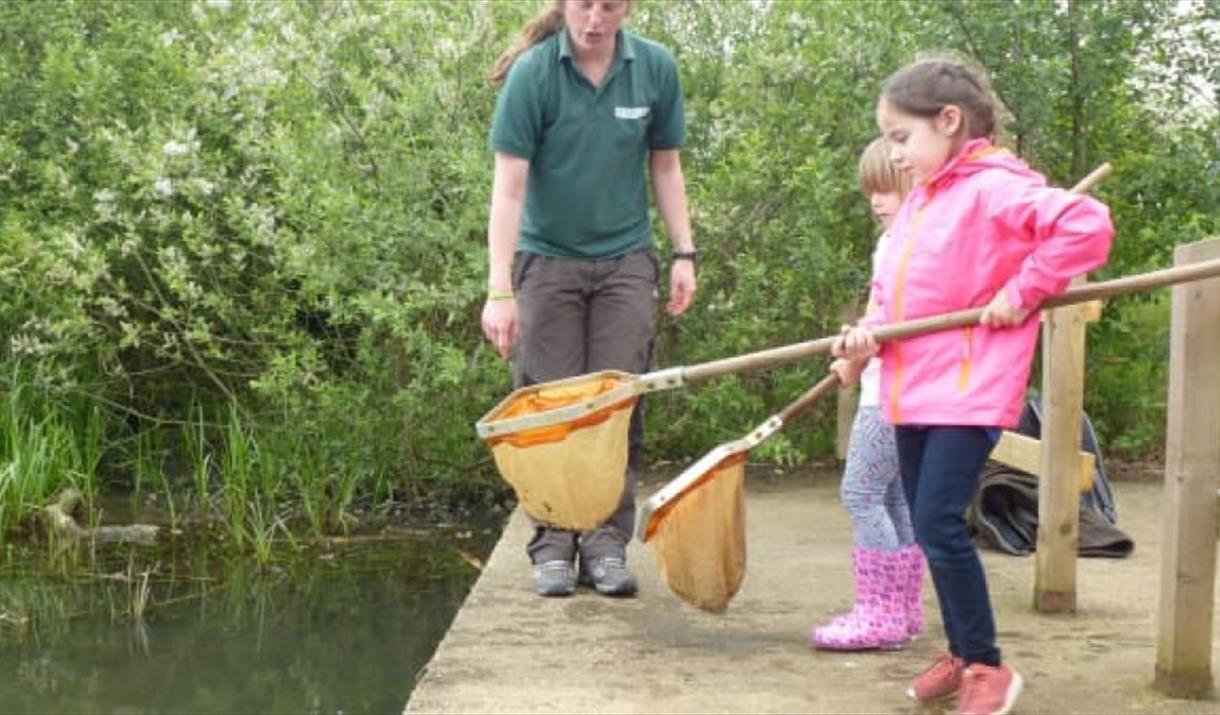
0, 0, 1217, 536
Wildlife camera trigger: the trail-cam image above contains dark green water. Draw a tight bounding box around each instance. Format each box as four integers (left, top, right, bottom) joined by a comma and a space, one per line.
0, 521, 500, 715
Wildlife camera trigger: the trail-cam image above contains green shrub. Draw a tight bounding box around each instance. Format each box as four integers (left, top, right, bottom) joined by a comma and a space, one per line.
0, 1, 1215, 533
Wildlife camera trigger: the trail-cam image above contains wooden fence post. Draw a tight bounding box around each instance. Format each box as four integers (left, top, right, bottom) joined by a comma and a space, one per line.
835, 305, 858, 462
835, 383, 855, 462
1034, 278, 1089, 613
1155, 237, 1220, 698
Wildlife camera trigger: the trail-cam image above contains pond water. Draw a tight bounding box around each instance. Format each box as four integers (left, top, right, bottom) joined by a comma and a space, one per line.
0, 518, 502, 715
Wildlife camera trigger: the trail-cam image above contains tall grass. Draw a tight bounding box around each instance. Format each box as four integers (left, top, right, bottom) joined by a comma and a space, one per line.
1, 364, 453, 557
217, 406, 292, 563
0, 365, 103, 537
219, 405, 259, 549
182, 403, 213, 516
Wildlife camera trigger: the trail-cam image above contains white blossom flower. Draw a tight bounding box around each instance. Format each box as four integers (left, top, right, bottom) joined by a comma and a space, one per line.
10, 334, 46, 356
205, 0, 231, 12
192, 178, 216, 196
436, 38, 457, 60
159, 28, 181, 47
63, 232, 85, 257
46, 263, 74, 285
163, 140, 189, 157
154, 177, 174, 198
97, 296, 128, 319
93, 189, 118, 220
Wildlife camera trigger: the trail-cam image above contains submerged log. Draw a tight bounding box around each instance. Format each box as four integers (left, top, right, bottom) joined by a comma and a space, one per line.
41, 489, 160, 546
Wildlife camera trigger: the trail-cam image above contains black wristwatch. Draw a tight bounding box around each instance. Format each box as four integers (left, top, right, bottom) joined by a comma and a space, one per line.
673, 250, 697, 265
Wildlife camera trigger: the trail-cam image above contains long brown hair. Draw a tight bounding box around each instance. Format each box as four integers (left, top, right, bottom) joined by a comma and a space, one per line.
488, 1, 565, 85
881, 57, 999, 141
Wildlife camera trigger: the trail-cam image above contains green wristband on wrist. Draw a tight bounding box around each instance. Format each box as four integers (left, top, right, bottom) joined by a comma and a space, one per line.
487, 288, 515, 301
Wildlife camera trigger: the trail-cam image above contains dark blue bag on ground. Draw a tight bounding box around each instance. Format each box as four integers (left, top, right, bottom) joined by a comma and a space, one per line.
967, 397, 1134, 558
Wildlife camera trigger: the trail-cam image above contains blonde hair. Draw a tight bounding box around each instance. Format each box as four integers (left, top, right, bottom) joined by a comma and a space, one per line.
489, 1, 565, 85
858, 137, 911, 197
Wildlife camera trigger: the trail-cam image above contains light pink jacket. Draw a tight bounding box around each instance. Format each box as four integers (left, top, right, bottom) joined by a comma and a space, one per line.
863, 138, 1114, 428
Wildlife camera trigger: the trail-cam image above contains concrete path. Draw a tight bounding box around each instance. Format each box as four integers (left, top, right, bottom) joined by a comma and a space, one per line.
406, 469, 1220, 714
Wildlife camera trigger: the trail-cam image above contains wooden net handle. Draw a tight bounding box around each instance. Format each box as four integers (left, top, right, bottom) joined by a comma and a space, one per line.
776, 373, 840, 425
683, 163, 1117, 384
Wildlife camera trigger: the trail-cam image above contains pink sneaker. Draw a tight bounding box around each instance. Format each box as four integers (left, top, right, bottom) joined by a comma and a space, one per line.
956, 663, 1023, 715
907, 653, 964, 701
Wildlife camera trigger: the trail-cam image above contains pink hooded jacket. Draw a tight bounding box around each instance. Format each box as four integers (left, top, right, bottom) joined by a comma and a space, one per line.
863, 138, 1114, 428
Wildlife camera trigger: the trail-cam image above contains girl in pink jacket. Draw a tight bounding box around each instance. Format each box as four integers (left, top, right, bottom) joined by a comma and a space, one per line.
834, 58, 1113, 715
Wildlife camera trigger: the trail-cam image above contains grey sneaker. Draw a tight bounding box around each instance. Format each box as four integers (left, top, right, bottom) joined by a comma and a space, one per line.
532, 560, 577, 597
580, 556, 638, 597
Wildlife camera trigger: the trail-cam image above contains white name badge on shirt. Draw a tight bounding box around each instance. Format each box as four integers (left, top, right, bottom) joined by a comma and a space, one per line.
614, 106, 650, 120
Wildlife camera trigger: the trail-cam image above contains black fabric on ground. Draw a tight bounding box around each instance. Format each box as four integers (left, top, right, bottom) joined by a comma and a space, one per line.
968, 464, 1135, 558
965, 398, 1135, 559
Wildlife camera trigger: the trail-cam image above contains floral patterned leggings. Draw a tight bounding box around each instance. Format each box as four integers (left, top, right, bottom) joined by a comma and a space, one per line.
841, 406, 915, 550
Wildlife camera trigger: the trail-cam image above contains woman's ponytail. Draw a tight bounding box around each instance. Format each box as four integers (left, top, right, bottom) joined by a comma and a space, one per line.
489, 2, 564, 84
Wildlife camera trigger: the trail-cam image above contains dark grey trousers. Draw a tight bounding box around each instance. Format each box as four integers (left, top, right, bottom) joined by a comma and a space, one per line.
512, 248, 658, 564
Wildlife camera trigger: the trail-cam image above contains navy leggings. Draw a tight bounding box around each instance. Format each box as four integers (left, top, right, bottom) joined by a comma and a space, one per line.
895, 425, 1001, 667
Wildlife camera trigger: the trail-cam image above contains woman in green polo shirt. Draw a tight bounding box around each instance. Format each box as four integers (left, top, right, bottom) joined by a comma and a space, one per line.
480, 0, 697, 598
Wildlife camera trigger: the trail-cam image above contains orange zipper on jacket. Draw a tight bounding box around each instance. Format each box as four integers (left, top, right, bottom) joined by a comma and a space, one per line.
887, 148, 1002, 417
958, 326, 973, 391
887, 200, 928, 424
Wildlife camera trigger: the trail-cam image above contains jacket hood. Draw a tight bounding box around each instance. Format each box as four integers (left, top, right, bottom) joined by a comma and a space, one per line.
923, 137, 1041, 193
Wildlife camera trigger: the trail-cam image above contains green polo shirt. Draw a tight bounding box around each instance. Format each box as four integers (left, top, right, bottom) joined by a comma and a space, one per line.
489, 29, 685, 259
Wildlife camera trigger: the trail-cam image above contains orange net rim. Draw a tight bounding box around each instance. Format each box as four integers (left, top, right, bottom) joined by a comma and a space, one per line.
486, 396, 638, 448
641, 451, 748, 542
477, 371, 640, 446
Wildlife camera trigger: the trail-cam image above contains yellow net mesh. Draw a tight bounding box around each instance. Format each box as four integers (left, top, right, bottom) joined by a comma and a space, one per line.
484, 374, 637, 530
646, 453, 747, 614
